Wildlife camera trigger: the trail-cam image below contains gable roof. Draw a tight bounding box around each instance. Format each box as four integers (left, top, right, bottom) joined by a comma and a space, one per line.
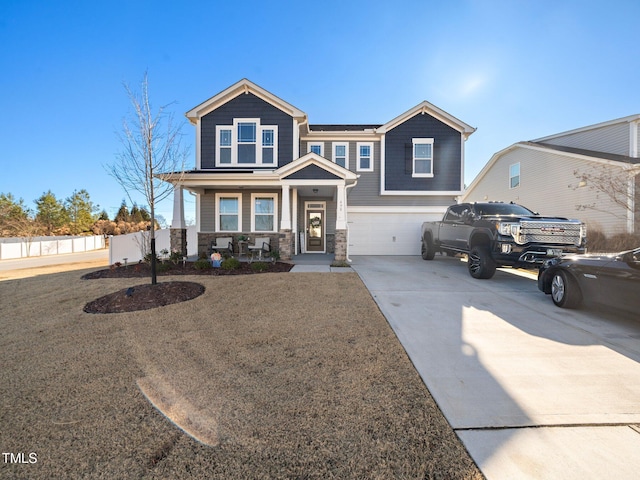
462, 140, 640, 201
276, 152, 358, 181
185, 78, 307, 125
376, 101, 476, 138
532, 114, 640, 143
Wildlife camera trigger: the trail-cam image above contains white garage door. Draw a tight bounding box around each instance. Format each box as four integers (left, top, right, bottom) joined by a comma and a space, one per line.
347, 212, 442, 255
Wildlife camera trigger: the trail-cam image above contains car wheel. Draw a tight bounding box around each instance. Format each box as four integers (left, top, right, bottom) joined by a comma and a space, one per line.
551, 270, 582, 308
421, 236, 435, 260
468, 246, 496, 279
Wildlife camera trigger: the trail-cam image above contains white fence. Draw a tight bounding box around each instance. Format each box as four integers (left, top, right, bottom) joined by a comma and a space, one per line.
0, 235, 106, 260
108, 227, 198, 265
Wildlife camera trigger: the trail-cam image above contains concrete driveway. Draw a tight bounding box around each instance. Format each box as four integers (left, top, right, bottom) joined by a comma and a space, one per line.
350, 255, 640, 479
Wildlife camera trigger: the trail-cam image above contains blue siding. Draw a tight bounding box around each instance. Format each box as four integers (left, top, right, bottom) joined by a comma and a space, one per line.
200, 93, 293, 169
385, 114, 462, 191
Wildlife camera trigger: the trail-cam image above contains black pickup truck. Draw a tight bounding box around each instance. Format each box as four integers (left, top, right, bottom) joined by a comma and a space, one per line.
421, 202, 587, 279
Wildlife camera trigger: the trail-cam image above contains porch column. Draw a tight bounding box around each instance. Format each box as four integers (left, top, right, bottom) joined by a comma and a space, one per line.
280, 184, 291, 230
171, 185, 186, 229
170, 185, 187, 256
334, 183, 348, 261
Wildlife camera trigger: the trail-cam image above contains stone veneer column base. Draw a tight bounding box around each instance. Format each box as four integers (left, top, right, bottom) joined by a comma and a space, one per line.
278, 230, 293, 261
334, 229, 347, 262
170, 228, 187, 256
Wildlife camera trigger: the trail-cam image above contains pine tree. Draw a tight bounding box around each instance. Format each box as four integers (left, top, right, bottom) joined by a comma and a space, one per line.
35, 190, 68, 235
114, 200, 130, 222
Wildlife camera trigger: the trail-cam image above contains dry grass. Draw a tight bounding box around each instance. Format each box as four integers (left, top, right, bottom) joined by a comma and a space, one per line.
0, 267, 483, 479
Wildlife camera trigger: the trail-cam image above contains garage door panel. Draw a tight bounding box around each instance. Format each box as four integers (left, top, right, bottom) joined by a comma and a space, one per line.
348, 212, 442, 255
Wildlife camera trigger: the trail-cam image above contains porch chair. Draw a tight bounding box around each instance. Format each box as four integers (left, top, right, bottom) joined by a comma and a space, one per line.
248, 237, 271, 262
209, 237, 234, 257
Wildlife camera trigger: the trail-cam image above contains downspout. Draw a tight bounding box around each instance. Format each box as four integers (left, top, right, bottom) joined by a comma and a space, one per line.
344, 177, 359, 263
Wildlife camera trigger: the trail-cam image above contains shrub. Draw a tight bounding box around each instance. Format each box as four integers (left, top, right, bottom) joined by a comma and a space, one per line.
587, 227, 640, 253
221, 257, 241, 270
250, 261, 269, 272
157, 262, 172, 272
143, 252, 160, 265
194, 258, 212, 270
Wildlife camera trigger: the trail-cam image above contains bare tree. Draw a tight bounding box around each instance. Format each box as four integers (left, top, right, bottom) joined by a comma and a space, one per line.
108, 73, 187, 284
573, 164, 640, 226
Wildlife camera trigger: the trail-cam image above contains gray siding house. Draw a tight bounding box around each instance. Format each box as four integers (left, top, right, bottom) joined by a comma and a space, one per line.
166, 79, 475, 260
462, 115, 640, 235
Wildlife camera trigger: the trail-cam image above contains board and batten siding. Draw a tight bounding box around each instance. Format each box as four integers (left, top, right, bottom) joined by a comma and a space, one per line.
200, 93, 294, 169
541, 122, 631, 157
463, 147, 629, 233
384, 113, 462, 191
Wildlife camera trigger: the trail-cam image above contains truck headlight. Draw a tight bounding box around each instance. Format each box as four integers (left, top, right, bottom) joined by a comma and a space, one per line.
497, 222, 518, 236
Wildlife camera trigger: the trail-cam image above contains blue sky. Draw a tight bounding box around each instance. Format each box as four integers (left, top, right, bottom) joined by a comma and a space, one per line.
1, 0, 638, 225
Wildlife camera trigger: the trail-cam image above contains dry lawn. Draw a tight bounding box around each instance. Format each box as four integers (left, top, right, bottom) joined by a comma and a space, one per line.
0, 266, 483, 479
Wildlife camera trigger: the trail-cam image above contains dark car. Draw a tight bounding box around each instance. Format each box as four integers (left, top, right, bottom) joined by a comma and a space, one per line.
538, 247, 640, 312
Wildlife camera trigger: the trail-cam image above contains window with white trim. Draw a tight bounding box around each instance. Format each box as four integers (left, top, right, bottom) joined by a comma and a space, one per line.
308, 142, 324, 157
215, 118, 278, 166
332, 142, 349, 169
412, 138, 434, 177
251, 193, 278, 232
356, 142, 373, 171
215, 193, 242, 232
509, 162, 520, 189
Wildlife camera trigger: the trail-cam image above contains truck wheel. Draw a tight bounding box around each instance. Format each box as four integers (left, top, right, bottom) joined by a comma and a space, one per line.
551, 270, 582, 308
468, 246, 496, 279
421, 237, 435, 260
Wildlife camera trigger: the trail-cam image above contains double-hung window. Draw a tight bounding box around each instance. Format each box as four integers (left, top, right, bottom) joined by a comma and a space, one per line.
509, 163, 520, 188
356, 142, 374, 171
332, 142, 349, 169
215, 118, 278, 166
215, 193, 242, 232
309, 142, 324, 157
251, 193, 278, 232
412, 138, 434, 177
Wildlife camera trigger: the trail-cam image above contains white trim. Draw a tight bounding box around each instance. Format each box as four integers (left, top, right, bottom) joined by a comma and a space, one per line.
251, 193, 278, 233
379, 190, 463, 196
215, 118, 278, 166
532, 114, 640, 143
195, 122, 202, 169
347, 205, 447, 213
356, 142, 374, 172
214, 193, 242, 232
186, 78, 307, 123
630, 120, 639, 158
377, 101, 476, 137
308, 142, 324, 157
332, 142, 349, 170
412, 138, 434, 178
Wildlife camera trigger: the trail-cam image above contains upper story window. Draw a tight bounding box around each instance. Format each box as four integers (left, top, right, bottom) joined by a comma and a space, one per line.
357, 142, 374, 172
332, 142, 349, 169
509, 163, 520, 188
412, 138, 434, 177
309, 142, 324, 157
216, 118, 278, 166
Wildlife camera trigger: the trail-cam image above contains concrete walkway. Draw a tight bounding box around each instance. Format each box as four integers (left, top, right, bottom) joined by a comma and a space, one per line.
350, 255, 640, 480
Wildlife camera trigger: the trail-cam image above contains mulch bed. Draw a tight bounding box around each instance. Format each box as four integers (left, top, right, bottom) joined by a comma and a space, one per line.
83, 281, 206, 314
82, 261, 293, 279
82, 261, 293, 314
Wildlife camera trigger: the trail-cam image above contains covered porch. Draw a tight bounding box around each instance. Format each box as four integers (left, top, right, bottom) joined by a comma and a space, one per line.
166, 153, 359, 262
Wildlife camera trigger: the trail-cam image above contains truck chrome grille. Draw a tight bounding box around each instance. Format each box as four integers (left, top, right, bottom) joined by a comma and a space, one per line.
517, 221, 583, 245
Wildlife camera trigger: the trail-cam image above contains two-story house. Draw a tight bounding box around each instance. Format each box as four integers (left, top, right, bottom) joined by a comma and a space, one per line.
462, 114, 640, 235
166, 79, 475, 260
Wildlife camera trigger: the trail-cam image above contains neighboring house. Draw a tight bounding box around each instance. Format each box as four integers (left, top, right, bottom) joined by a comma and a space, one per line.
165, 79, 475, 260
462, 115, 640, 234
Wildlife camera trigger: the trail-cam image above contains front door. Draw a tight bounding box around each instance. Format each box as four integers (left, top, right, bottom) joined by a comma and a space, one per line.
306, 208, 325, 252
